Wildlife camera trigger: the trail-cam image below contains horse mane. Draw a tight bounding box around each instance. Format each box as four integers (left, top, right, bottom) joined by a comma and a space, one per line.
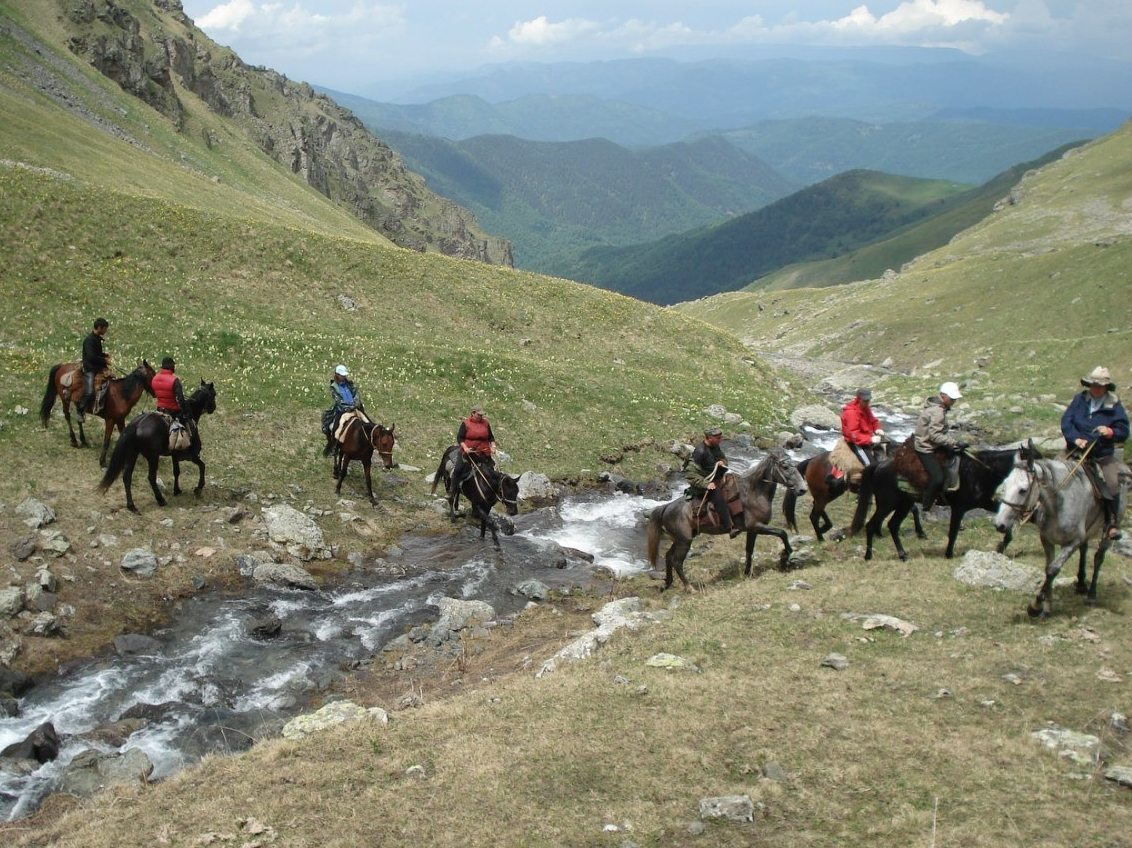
742, 451, 777, 482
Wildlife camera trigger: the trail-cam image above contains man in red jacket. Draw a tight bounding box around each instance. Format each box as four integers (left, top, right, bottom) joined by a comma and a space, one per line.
152, 357, 187, 426
841, 387, 884, 467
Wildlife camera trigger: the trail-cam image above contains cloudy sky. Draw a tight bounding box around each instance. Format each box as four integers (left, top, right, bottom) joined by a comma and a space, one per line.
179, 1, 1131, 92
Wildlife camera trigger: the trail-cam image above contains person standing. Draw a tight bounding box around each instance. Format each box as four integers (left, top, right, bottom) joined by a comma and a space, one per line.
685, 426, 740, 538
1061, 366, 1128, 540
77, 317, 110, 422
914, 381, 967, 513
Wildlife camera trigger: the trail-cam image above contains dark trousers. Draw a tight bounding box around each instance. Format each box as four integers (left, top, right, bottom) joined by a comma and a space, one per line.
917, 450, 945, 510
450, 451, 493, 495
78, 370, 95, 413
707, 484, 734, 532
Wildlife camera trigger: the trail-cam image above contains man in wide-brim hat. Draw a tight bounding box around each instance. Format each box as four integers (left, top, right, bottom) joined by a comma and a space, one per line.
1061, 365, 1129, 539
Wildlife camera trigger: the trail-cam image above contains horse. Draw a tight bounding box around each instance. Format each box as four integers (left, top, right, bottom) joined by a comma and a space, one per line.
97, 381, 217, 512
430, 445, 520, 547
645, 448, 807, 591
993, 446, 1127, 617
332, 412, 396, 503
782, 446, 921, 541
849, 447, 1022, 561
40, 360, 156, 466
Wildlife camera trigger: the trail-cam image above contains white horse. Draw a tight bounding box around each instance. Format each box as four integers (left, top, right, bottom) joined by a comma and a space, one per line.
993, 447, 1127, 617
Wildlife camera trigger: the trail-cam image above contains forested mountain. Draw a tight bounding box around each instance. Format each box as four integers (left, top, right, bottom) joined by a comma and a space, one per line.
571, 170, 971, 304
383, 131, 795, 274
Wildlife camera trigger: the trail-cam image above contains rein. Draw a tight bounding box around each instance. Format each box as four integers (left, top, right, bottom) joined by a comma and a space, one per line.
467, 454, 515, 506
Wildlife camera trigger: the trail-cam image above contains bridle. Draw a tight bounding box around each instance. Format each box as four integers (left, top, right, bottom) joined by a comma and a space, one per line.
467, 457, 517, 510
369, 425, 395, 467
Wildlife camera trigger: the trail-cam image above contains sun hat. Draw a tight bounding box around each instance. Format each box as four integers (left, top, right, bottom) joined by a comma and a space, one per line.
470, 405, 484, 414
939, 381, 963, 400
334, 364, 349, 377
1081, 366, 1115, 390
855, 387, 872, 400
704, 426, 723, 437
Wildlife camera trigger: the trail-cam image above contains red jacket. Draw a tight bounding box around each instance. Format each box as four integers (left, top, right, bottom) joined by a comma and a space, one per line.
841, 398, 879, 446
459, 416, 493, 456
152, 369, 181, 412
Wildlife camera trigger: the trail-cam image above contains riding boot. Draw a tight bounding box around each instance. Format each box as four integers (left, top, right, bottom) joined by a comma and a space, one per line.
1102, 498, 1122, 540
322, 432, 334, 457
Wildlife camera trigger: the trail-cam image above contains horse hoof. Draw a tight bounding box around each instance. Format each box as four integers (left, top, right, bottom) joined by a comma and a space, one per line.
1075, 583, 1088, 595
127, 505, 139, 514
1085, 595, 1099, 606
898, 552, 908, 562
1026, 604, 1045, 619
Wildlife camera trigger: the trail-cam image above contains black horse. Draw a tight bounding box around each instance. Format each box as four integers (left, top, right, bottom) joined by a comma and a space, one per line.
98, 381, 217, 512
849, 447, 1020, 561
430, 445, 520, 547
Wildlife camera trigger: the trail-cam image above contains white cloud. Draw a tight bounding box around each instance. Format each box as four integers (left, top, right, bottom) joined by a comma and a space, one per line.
506, 16, 599, 47
197, 0, 255, 31
193, 2, 404, 57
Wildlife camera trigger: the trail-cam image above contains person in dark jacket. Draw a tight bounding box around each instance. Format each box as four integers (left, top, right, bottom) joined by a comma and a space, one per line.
449, 405, 497, 496
685, 426, 740, 538
322, 364, 363, 456
1061, 366, 1129, 539
77, 317, 110, 421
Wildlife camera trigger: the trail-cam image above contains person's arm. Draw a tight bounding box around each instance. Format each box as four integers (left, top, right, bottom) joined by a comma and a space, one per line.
1060, 395, 1090, 446
842, 406, 870, 445
1105, 401, 1129, 443
456, 421, 469, 451
173, 378, 187, 412
925, 406, 961, 450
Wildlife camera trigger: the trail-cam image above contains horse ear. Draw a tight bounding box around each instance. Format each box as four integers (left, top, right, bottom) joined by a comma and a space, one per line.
389, 423, 395, 433
1025, 438, 1035, 470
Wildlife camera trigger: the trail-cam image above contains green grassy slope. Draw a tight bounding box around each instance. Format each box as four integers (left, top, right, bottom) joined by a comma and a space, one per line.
754, 143, 1082, 290
680, 123, 1132, 442
572, 170, 970, 304
382, 131, 795, 275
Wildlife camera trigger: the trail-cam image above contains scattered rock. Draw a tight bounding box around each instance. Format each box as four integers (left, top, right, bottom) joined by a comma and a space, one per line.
15, 497, 55, 529
113, 634, 162, 655
953, 550, 1042, 592
0, 667, 33, 696
517, 471, 559, 502
37, 530, 70, 557
645, 652, 700, 672
251, 561, 318, 591
789, 405, 840, 431
281, 701, 388, 739
539, 597, 663, 676
120, 548, 158, 577
698, 794, 755, 823
821, 653, 849, 671
248, 612, 283, 639
0, 721, 60, 763
1032, 726, 1100, 767
510, 579, 550, 601
263, 504, 330, 560
1105, 765, 1132, 788
58, 748, 154, 796
9, 534, 36, 561
841, 612, 918, 636
430, 598, 496, 643
0, 587, 24, 619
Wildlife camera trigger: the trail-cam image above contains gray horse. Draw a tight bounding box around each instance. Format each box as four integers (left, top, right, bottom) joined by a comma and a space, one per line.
645, 448, 806, 591
993, 447, 1128, 616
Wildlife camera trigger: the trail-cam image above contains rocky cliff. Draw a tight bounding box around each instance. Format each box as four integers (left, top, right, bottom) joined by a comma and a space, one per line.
55, 0, 512, 264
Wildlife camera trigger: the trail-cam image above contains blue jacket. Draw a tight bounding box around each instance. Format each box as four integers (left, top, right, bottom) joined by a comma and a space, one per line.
329, 379, 358, 409
1061, 390, 1128, 458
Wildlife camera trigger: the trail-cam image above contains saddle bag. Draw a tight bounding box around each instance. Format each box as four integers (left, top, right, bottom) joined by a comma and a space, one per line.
168, 421, 191, 452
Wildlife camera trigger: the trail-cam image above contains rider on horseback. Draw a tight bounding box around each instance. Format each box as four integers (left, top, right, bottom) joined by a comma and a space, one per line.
77, 317, 110, 422
449, 405, 497, 497
152, 357, 188, 428
1061, 366, 1128, 540
686, 426, 740, 538
914, 381, 968, 513
842, 388, 885, 467
322, 364, 364, 456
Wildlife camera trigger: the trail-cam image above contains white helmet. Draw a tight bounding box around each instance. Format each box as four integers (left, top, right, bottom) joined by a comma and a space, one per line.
939, 381, 962, 400
334, 364, 349, 377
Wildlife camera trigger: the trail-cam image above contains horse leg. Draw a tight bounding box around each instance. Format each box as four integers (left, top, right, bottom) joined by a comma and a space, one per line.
995, 526, 1013, 555
336, 457, 349, 495
911, 504, 927, 540
191, 454, 206, 497
1028, 541, 1078, 618
757, 525, 792, 569
864, 507, 885, 561
744, 530, 757, 576
362, 457, 375, 504
887, 503, 910, 561
809, 497, 828, 541
1075, 543, 1089, 595
172, 457, 182, 496
62, 400, 80, 448
122, 454, 139, 513
99, 419, 114, 467
1086, 544, 1106, 605
665, 539, 692, 591
146, 453, 166, 508
944, 507, 964, 559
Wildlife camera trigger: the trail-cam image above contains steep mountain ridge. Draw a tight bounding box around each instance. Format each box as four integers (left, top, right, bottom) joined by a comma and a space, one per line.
1, 0, 511, 263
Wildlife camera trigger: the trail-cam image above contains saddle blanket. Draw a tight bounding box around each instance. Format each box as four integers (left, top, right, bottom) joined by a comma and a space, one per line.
334, 409, 372, 442
829, 438, 866, 483
895, 455, 960, 497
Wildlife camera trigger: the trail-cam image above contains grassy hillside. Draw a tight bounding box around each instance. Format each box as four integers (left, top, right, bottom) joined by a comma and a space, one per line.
573, 170, 970, 304
754, 143, 1082, 290
383, 131, 795, 275
721, 116, 1097, 184
680, 123, 1132, 444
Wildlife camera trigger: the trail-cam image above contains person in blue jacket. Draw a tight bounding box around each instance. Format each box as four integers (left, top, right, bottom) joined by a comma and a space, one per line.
322, 364, 364, 456
1061, 366, 1129, 539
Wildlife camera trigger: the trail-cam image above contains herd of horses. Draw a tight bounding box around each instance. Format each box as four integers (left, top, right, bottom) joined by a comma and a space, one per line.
39, 359, 1125, 616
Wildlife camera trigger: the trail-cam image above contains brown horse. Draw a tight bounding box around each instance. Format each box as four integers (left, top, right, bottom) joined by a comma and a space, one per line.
332, 412, 396, 503
40, 360, 156, 466
645, 448, 806, 591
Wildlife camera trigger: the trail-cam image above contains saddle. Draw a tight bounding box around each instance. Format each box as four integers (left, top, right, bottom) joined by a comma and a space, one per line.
61, 365, 109, 412
154, 411, 192, 452
829, 437, 868, 485
686, 472, 743, 534
333, 409, 372, 442
892, 436, 959, 495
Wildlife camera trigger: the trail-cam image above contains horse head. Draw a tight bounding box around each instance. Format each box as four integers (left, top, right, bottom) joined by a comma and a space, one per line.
993, 462, 1037, 535
769, 447, 807, 494
499, 473, 521, 516
374, 423, 397, 468
138, 360, 157, 395
191, 380, 217, 415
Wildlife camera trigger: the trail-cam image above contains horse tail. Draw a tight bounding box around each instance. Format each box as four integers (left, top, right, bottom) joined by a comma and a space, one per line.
783, 457, 811, 531
40, 364, 63, 427
645, 505, 663, 567
97, 422, 137, 493
848, 461, 878, 537
430, 446, 451, 495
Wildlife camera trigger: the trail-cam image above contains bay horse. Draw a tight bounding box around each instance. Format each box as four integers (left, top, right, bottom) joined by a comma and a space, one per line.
97, 381, 217, 512
783, 446, 924, 542
645, 448, 806, 591
332, 413, 396, 503
40, 360, 156, 466
430, 445, 520, 547
849, 447, 1022, 561
993, 446, 1127, 617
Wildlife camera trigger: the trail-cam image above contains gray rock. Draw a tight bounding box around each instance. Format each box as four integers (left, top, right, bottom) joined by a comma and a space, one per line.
281, 701, 388, 739
29, 589, 58, 613
120, 548, 158, 577
263, 504, 330, 560
0, 721, 59, 762
9, 533, 36, 561
24, 612, 62, 636
248, 612, 283, 639
1032, 726, 1100, 767
517, 471, 559, 502
38, 530, 70, 557
430, 597, 496, 642
113, 634, 162, 655
15, 497, 55, 529
233, 553, 267, 576
36, 568, 57, 593
0, 696, 17, 718
0, 667, 33, 696
1104, 765, 1132, 788
58, 748, 154, 797
789, 405, 840, 430
0, 587, 24, 619
953, 551, 1041, 592
821, 653, 849, 671
698, 794, 755, 823
645, 652, 700, 672
511, 579, 550, 601
252, 561, 318, 591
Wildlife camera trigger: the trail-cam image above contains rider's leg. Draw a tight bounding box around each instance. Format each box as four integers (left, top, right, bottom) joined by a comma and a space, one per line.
448, 451, 468, 496
1096, 456, 1122, 540
918, 451, 944, 512
77, 370, 94, 421
708, 479, 739, 537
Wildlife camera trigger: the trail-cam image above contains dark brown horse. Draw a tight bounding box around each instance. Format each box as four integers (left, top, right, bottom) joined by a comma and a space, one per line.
784, 446, 924, 541
332, 412, 396, 503
97, 381, 217, 512
430, 445, 519, 547
645, 448, 806, 591
40, 360, 156, 466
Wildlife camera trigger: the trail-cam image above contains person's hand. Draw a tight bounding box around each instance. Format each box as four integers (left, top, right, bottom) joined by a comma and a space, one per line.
875, 428, 885, 437
1075, 437, 1089, 449
1096, 425, 1114, 438
870, 433, 883, 445
707, 482, 717, 490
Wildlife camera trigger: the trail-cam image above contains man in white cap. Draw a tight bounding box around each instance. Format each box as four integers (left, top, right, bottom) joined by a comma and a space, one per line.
322, 364, 363, 456
913, 381, 968, 513
1061, 366, 1128, 539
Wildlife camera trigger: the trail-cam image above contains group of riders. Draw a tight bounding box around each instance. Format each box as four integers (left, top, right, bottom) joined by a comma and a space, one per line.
686, 367, 1128, 542
76, 317, 1128, 540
